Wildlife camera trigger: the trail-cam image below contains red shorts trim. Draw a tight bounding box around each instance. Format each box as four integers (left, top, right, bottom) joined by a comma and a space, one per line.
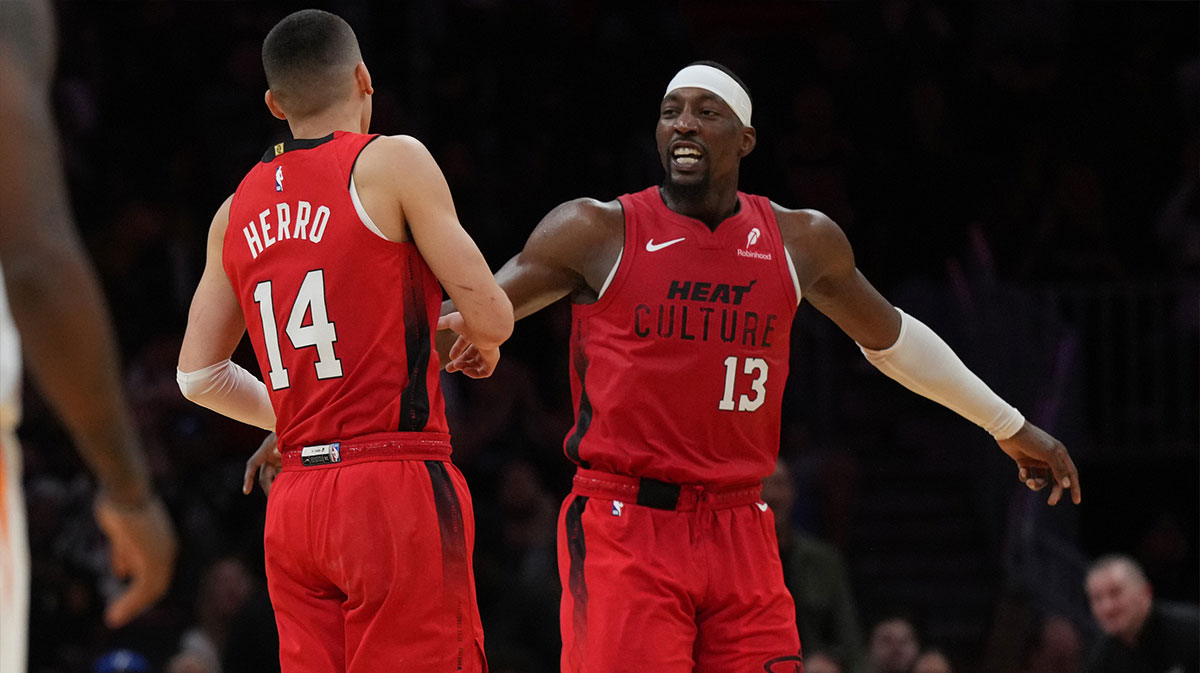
279, 431, 452, 470
572, 467, 763, 511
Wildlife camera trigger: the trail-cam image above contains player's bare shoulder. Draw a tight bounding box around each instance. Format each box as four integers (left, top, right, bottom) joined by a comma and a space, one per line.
210, 194, 235, 241
353, 134, 426, 183
526, 197, 624, 295
536, 197, 624, 246
769, 203, 855, 289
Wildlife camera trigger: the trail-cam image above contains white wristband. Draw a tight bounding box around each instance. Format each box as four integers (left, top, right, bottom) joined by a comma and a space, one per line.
860, 309, 1025, 440
177, 360, 276, 431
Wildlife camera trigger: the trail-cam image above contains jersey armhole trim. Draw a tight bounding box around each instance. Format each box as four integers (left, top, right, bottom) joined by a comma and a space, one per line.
575, 198, 629, 317
597, 248, 623, 299
783, 247, 802, 307
349, 175, 391, 241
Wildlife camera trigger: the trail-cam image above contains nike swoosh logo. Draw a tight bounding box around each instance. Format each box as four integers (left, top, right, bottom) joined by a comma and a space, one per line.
646, 237, 686, 252
756, 502, 769, 512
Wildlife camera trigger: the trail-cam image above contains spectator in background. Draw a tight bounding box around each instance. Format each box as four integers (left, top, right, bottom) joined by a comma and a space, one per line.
166, 651, 218, 673
176, 557, 254, 672
1019, 613, 1084, 673
762, 458, 866, 672
867, 614, 920, 673
806, 650, 848, 673
1084, 554, 1199, 673
912, 649, 953, 673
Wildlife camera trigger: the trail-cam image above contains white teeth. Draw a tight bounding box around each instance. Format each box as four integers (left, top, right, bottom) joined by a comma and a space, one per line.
676, 156, 699, 166
673, 147, 701, 157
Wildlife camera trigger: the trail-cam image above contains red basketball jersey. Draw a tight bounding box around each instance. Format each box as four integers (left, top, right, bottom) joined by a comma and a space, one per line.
565, 187, 799, 486
223, 132, 447, 451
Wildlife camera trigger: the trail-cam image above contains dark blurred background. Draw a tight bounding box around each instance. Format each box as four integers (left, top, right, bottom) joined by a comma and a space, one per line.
17, 1, 1197, 672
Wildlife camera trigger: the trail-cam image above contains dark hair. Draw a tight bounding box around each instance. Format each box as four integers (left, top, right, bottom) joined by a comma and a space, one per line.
262, 9, 362, 118
686, 60, 753, 106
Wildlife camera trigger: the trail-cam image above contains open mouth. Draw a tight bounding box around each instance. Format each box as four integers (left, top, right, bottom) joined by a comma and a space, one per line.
671, 144, 704, 167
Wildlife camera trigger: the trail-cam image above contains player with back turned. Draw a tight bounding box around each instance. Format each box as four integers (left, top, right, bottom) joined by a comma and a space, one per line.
177, 10, 512, 673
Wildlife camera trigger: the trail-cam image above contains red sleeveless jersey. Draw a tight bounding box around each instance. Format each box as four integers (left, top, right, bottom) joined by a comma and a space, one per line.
223, 132, 447, 451
564, 187, 799, 486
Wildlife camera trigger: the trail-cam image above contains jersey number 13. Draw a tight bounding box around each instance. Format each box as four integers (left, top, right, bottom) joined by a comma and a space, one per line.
719, 356, 768, 412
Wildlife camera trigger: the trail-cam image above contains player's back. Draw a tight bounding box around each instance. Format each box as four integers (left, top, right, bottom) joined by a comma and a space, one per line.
223, 131, 446, 451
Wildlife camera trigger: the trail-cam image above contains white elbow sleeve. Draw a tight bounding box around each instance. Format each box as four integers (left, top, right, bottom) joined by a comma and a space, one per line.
860, 309, 1025, 440
177, 360, 276, 431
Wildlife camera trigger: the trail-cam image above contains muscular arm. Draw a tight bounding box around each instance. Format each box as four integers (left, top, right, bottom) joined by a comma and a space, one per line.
779, 207, 1080, 505
495, 198, 624, 318
361, 135, 513, 349
436, 198, 622, 364
0, 1, 150, 505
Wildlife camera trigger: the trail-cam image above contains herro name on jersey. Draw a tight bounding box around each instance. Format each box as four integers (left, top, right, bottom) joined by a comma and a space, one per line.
243, 201, 332, 259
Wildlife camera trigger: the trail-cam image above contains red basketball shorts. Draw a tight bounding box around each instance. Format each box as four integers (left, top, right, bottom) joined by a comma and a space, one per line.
264, 433, 485, 673
558, 468, 803, 673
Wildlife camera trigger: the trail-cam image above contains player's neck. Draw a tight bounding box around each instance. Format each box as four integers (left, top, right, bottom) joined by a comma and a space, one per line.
660, 180, 740, 230
286, 107, 365, 141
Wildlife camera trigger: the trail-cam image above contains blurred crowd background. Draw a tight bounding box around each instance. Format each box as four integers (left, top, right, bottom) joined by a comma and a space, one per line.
15, 1, 1197, 672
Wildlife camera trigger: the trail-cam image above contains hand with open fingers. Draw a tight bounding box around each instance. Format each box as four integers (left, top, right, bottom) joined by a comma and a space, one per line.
438, 311, 501, 378
243, 432, 282, 496
93, 494, 178, 628
996, 421, 1082, 506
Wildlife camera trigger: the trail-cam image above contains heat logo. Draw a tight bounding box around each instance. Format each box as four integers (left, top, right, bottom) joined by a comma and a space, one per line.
738, 226, 771, 260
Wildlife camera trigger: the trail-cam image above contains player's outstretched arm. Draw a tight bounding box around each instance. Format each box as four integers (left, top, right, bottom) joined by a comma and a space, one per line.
777, 207, 1080, 505
0, 0, 176, 627
177, 197, 275, 430
436, 198, 621, 374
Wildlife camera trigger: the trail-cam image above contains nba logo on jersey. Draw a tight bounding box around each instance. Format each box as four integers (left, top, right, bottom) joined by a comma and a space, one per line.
275, 166, 284, 192
611, 501, 624, 517
300, 442, 342, 466
747, 228, 761, 248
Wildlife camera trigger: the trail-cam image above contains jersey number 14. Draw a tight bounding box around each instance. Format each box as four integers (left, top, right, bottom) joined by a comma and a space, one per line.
253, 270, 343, 390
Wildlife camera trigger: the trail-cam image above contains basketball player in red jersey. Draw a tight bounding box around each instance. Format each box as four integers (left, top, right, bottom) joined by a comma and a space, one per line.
1, 2, 176, 668
177, 10, 512, 673
442, 61, 1082, 673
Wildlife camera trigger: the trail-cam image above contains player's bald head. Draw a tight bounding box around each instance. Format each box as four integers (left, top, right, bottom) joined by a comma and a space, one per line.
262, 9, 362, 118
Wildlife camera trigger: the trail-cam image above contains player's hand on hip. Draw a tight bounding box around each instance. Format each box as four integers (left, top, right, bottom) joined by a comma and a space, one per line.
438, 311, 501, 378
93, 494, 178, 628
996, 421, 1081, 506
244, 432, 282, 496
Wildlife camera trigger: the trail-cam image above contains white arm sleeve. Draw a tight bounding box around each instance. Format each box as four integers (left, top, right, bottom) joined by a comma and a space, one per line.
860, 309, 1025, 440
177, 360, 276, 431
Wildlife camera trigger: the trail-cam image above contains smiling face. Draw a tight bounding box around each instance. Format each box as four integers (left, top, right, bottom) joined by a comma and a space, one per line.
656, 87, 756, 200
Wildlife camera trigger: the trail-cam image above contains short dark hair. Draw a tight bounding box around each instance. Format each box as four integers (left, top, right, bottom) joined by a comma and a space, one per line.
262, 9, 362, 118
686, 60, 753, 106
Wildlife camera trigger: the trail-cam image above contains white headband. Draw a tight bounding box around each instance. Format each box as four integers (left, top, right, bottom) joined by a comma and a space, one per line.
664, 64, 752, 126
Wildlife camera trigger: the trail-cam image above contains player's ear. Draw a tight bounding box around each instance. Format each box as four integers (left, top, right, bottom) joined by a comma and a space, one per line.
739, 125, 756, 158
264, 90, 287, 121
354, 62, 373, 96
